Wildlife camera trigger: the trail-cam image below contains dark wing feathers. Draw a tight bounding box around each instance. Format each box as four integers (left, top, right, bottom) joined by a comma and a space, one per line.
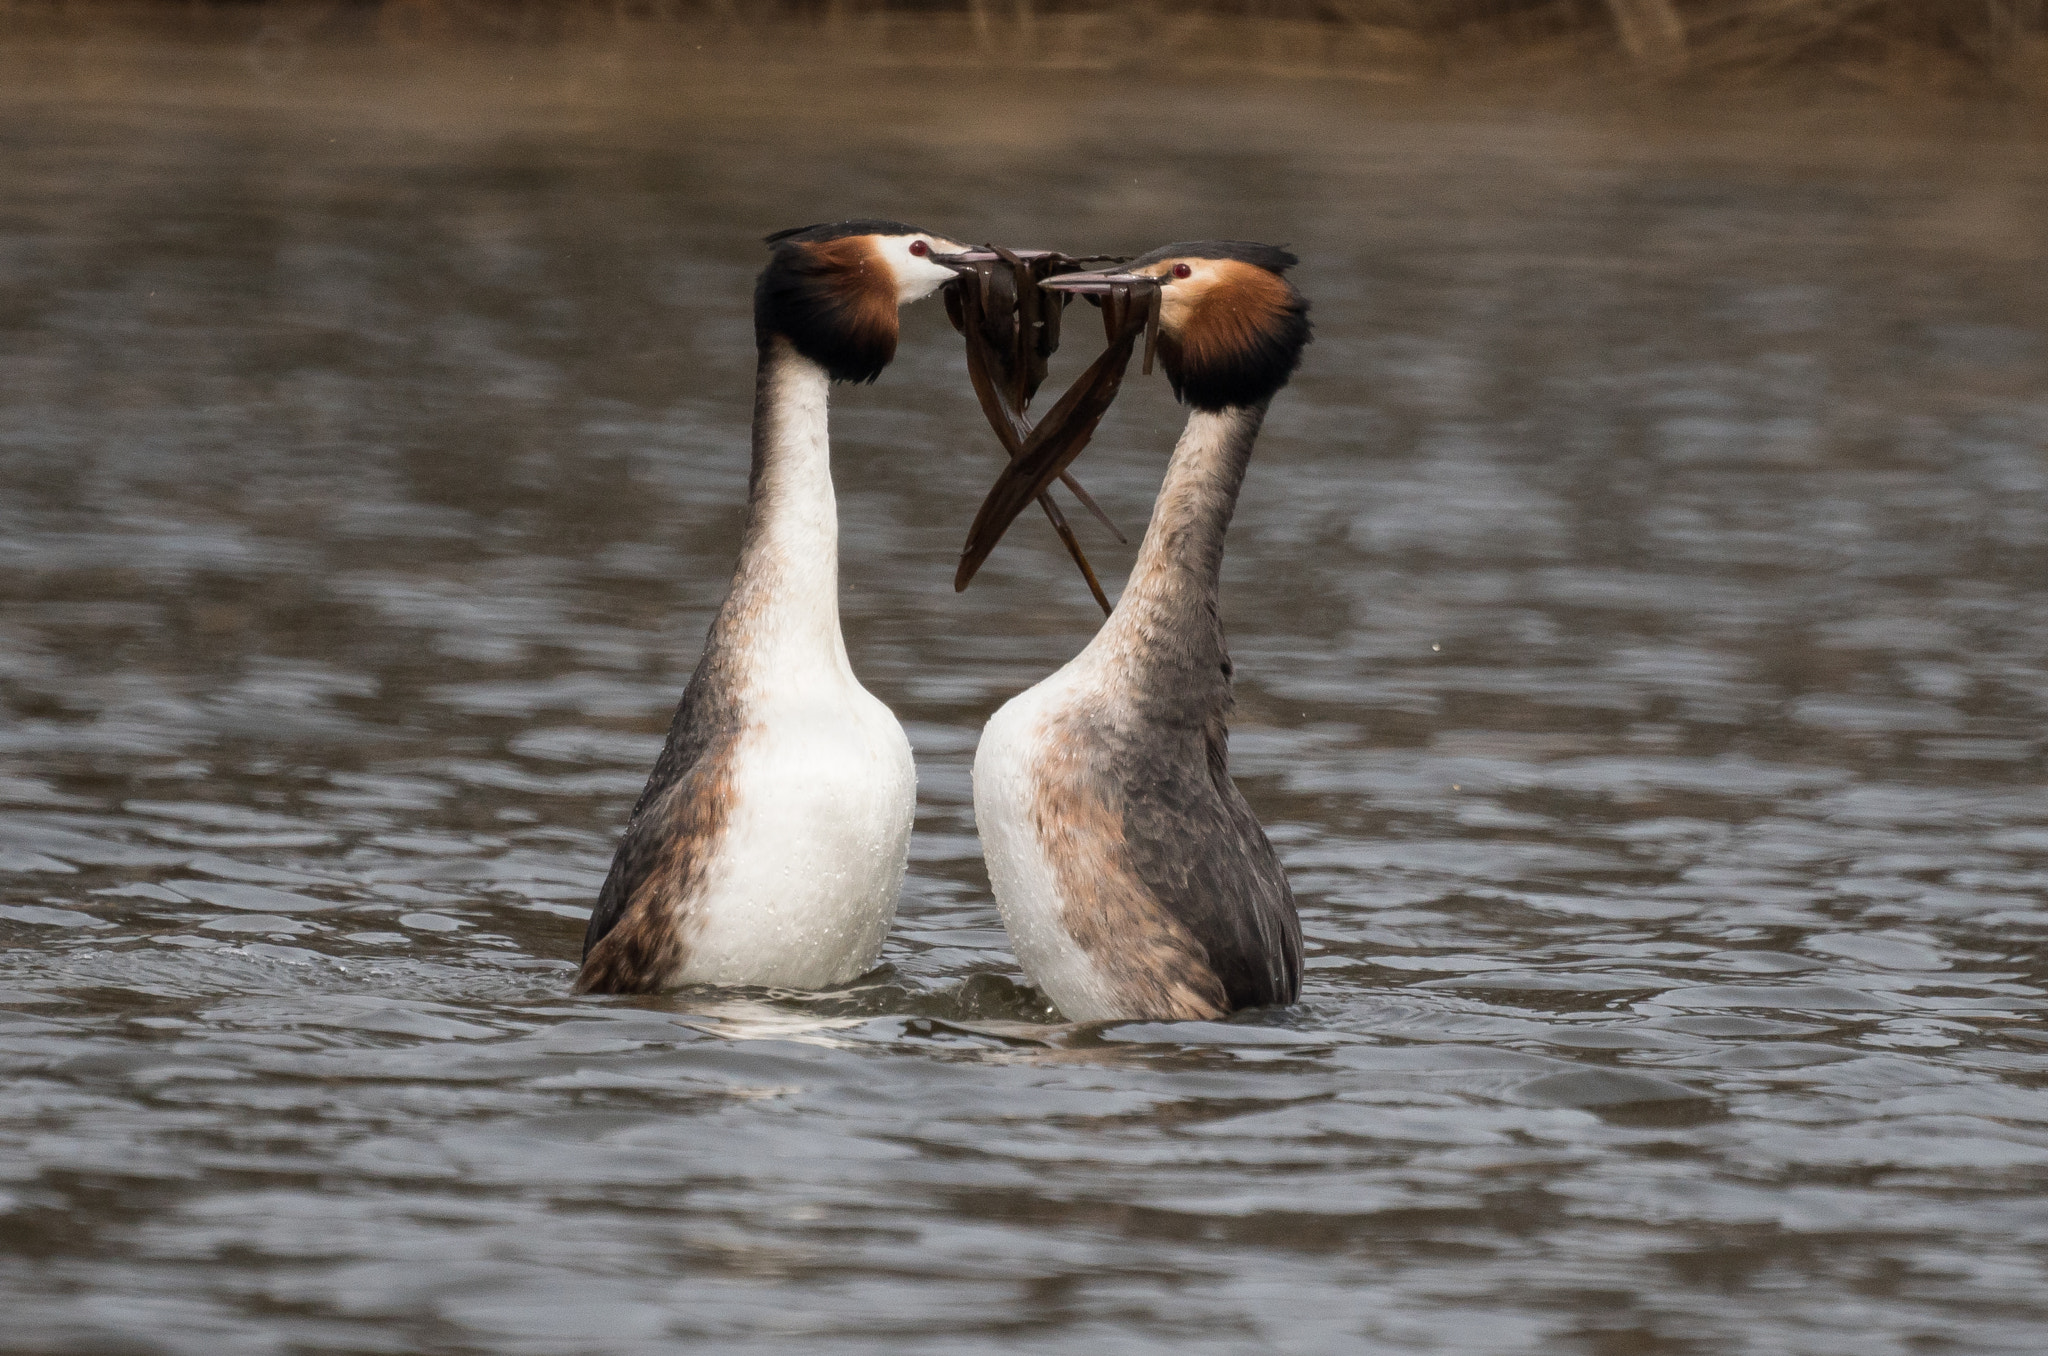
1109, 712, 1302, 1011
581, 655, 741, 960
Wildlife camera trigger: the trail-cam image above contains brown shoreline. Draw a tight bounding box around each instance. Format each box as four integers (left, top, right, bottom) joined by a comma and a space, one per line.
4, 0, 2044, 98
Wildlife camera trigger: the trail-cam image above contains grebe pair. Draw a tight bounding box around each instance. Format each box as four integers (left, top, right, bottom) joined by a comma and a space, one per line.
578, 222, 1312, 1024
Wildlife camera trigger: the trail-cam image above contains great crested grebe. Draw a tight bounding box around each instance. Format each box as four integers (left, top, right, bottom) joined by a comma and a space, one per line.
577, 220, 969, 995
963, 242, 1313, 1022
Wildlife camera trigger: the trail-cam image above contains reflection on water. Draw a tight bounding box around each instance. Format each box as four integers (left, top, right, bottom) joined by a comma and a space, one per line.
4, 32, 2048, 1356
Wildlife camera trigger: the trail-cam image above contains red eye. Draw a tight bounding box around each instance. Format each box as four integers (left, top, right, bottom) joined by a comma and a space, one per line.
1171, 262, 1192, 279
909, 240, 930, 257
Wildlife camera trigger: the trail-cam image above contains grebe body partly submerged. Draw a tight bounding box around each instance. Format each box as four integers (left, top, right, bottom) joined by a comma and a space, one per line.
577, 220, 966, 995
966, 242, 1313, 1022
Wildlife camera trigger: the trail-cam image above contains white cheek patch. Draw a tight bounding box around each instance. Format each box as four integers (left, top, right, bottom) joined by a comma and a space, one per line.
874, 235, 968, 303
1155, 268, 1217, 331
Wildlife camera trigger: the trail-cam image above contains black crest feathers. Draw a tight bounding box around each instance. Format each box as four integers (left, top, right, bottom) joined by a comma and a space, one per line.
1128, 240, 1301, 274
764, 219, 923, 246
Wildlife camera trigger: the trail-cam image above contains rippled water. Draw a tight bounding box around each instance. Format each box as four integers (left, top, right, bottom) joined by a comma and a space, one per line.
4, 33, 2048, 1355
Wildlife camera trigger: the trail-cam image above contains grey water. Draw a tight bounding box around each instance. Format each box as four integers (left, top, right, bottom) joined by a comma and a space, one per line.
3, 31, 2047, 1356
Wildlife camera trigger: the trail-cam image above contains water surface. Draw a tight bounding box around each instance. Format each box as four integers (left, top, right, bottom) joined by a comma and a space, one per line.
3, 36, 2048, 1356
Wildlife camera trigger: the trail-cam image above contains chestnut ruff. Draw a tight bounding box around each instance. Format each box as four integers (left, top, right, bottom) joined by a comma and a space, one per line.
755, 229, 906, 385
1125, 241, 1311, 412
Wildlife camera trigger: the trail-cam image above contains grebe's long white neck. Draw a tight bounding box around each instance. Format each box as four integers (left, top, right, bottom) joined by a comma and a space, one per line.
1091, 404, 1267, 703
712, 337, 854, 686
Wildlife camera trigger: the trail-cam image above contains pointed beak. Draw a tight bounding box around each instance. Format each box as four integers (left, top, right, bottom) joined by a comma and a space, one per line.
934, 246, 1103, 276
933, 246, 1077, 277
1039, 269, 1160, 295
931, 248, 999, 277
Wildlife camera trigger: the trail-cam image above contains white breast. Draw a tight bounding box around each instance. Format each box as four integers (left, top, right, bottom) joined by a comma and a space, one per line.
972, 661, 1128, 1022
681, 675, 914, 990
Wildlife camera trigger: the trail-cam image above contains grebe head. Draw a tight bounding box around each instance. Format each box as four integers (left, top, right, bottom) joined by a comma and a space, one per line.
949, 243, 1312, 594
1040, 241, 1312, 411
756, 219, 970, 384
